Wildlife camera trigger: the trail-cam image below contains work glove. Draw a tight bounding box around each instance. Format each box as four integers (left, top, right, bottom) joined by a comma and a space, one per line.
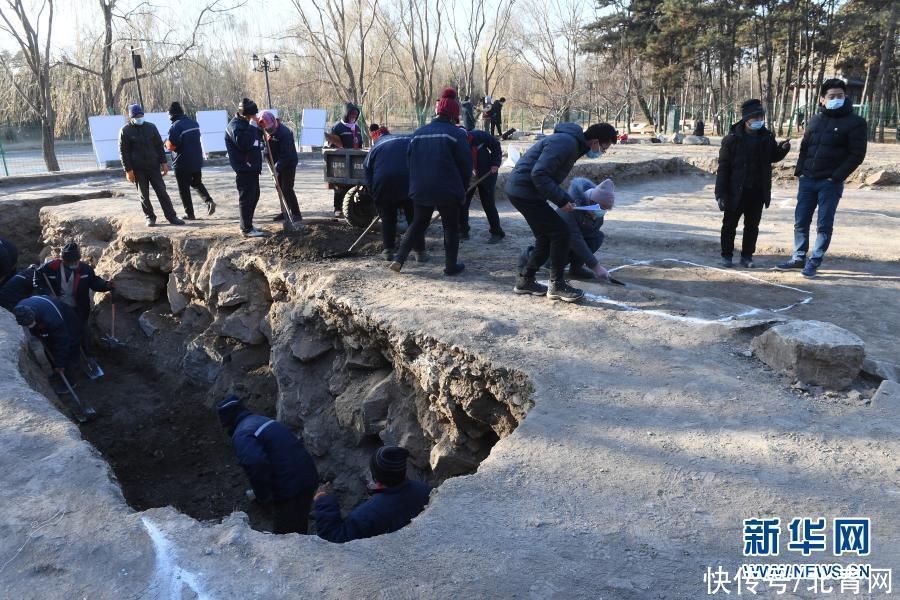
716, 197, 727, 212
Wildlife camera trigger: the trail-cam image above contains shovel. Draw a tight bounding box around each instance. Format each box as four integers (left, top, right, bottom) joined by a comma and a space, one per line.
324, 215, 381, 259
263, 136, 299, 233
80, 349, 104, 379
57, 370, 96, 423
99, 302, 124, 349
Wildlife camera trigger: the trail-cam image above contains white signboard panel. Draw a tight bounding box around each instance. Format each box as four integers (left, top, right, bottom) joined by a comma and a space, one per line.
142, 112, 172, 143
300, 108, 327, 147
88, 115, 127, 165
196, 110, 229, 154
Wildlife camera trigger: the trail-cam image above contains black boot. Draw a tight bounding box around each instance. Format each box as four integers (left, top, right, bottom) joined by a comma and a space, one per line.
547, 280, 584, 303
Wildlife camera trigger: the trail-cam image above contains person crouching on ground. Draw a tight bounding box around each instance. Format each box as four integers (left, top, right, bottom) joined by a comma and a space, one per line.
715, 99, 791, 268
314, 446, 432, 543
216, 395, 319, 534
390, 87, 472, 276
505, 122, 617, 302
561, 178, 615, 280
363, 125, 424, 262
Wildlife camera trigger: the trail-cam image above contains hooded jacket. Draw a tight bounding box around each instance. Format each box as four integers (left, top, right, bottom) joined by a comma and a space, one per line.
364, 134, 411, 204
167, 114, 204, 172
264, 121, 298, 173
407, 116, 472, 206
504, 122, 588, 206
715, 121, 790, 210
331, 103, 362, 149
34, 259, 111, 322
555, 178, 607, 269
795, 101, 867, 182
314, 479, 432, 543
16, 295, 82, 369
461, 99, 476, 130
119, 121, 166, 172
225, 115, 263, 175
223, 408, 318, 502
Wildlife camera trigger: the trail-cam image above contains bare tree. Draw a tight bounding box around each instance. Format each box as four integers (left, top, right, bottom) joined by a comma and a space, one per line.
480, 0, 516, 98
62, 0, 243, 112
870, 0, 897, 142
517, 0, 583, 122
381, 0, 445, 125
0, 0, 59, 170
291, 0, 391, 109
448, 0, 486, 98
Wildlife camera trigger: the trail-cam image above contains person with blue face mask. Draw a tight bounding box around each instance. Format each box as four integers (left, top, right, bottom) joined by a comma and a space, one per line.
776, 78, 868, 278
715, 99, 791, 268
118, 103, 184, 227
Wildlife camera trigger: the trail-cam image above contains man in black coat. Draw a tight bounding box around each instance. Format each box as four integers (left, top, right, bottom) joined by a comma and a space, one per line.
489, 97, 505, 137
776, 78, 868, 278
460, 128, 505, 243
14, 295, 83, 376
314, 446, 431, 543
0, 265, 36, 312
166, 101, 216, 220
34, 242, 114, 324
216, 396, 319, 534
715, 99, 791, 268
118, 104, 184, 227
225, 98, 266, 238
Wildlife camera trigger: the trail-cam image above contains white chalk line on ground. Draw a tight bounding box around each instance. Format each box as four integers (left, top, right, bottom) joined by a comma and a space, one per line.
0, 509, 66, 574
142, 517, 211, 600
568, 258, 814, 325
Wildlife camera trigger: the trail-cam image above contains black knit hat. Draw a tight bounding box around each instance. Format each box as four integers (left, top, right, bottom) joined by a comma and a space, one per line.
216, 395, 246, 430
741, 99, 765, 120
238, 98, 258, 117
61, 242, 80, 262
168, 102, 185, 117
370, 446, 409, 486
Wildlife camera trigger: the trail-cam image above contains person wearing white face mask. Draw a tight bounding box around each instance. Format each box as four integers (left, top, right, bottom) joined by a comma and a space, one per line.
715, 99, 791, 268
776, 78, 867, 278
118, 104, 184, 227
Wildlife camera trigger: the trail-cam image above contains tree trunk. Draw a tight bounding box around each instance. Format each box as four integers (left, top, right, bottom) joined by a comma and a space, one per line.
871, 1, 897, 142
41, 115, 60, 172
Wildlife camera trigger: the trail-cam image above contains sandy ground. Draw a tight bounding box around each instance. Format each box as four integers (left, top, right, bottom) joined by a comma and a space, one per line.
1, 146, 899, 599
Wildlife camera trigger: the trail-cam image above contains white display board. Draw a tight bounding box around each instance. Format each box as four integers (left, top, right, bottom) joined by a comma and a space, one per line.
142, 112, 172, 143
300, 108, 327, 147
88, 115, 127, 165
196, 110, 229, 154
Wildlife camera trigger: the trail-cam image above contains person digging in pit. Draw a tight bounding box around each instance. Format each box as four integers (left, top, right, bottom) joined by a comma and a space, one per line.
314, 446, 432, 543
0, 264, 36, 312
34, 242, 114, 359
14, 295, 83, 386
216, 395, 319, 535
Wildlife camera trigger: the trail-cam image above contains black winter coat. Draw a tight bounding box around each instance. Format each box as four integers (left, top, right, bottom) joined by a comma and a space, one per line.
364, 134, 411, 204
314, 479, 432, 543
469, 129, 503, 176
167, 114, 204, 172
0, 267, 35, 311
230, 411, 318, 502
504, 122, 588, 206
225, 116, 263, 175
331, 103, 363, 149
795, 101, 867, 182
407, 117, 472, 206
715, 122, 789, 211
35, 259, 111, 322
264, 122, 298, 173
17, 295, 82, 369
119, 122, 166, 172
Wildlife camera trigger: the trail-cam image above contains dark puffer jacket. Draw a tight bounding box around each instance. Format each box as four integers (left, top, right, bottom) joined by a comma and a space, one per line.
34, 259, 112, 322
795, 101, 867, 182
119, 121, 166, 172
469, 129, 503, 176
407, 116, 472, 206
264, 122, 298, 174
314, 479, 432, 543
504, 122, 588, 206
0, 266, 35, 312
331, 103, 362, 149
227, 410, 318, 502
364, 134, 411, 204
715, 121, 790, 210
16, 295, 82, 369
167, 114, 204, 172
225, 116, 263, 175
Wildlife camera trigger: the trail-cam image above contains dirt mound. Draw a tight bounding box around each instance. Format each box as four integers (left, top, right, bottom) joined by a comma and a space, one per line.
259, 219, 382, 261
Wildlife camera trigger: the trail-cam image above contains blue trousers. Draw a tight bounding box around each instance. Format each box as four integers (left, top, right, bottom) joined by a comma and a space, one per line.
792, 176, 843, 265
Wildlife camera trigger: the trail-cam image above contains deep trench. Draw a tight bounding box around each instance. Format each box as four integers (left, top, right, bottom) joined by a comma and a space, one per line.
53, 258, 532, 534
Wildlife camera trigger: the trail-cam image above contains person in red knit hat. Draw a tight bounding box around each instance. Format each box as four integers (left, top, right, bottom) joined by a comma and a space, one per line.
390, 88, 472, 276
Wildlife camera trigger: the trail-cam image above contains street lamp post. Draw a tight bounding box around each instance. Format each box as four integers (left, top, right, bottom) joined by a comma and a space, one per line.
251, 53, 281, 108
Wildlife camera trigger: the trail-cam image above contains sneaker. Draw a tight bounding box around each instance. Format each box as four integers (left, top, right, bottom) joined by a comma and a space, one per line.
444, 262, 465, 276
334, 210, 344, 218
242, 228, 267, 238
513, 276, 548, 296
568, 265, 596, 280
739, 256, 754, 268
389, 261, 403, 273
488, 233, 504, 244
381, 248, 395, 262
412, 250, 430, 263
801, 261, 818, 278
547, 281, 584, 303
719, 256, 734, 268
205, 200, 216, 216
168, 217, 186, 226
145, 216, 157, 227
775, 258, 805, 270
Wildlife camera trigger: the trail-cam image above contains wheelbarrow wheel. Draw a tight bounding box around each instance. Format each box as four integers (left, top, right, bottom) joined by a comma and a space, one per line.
342, 185, 377, 228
